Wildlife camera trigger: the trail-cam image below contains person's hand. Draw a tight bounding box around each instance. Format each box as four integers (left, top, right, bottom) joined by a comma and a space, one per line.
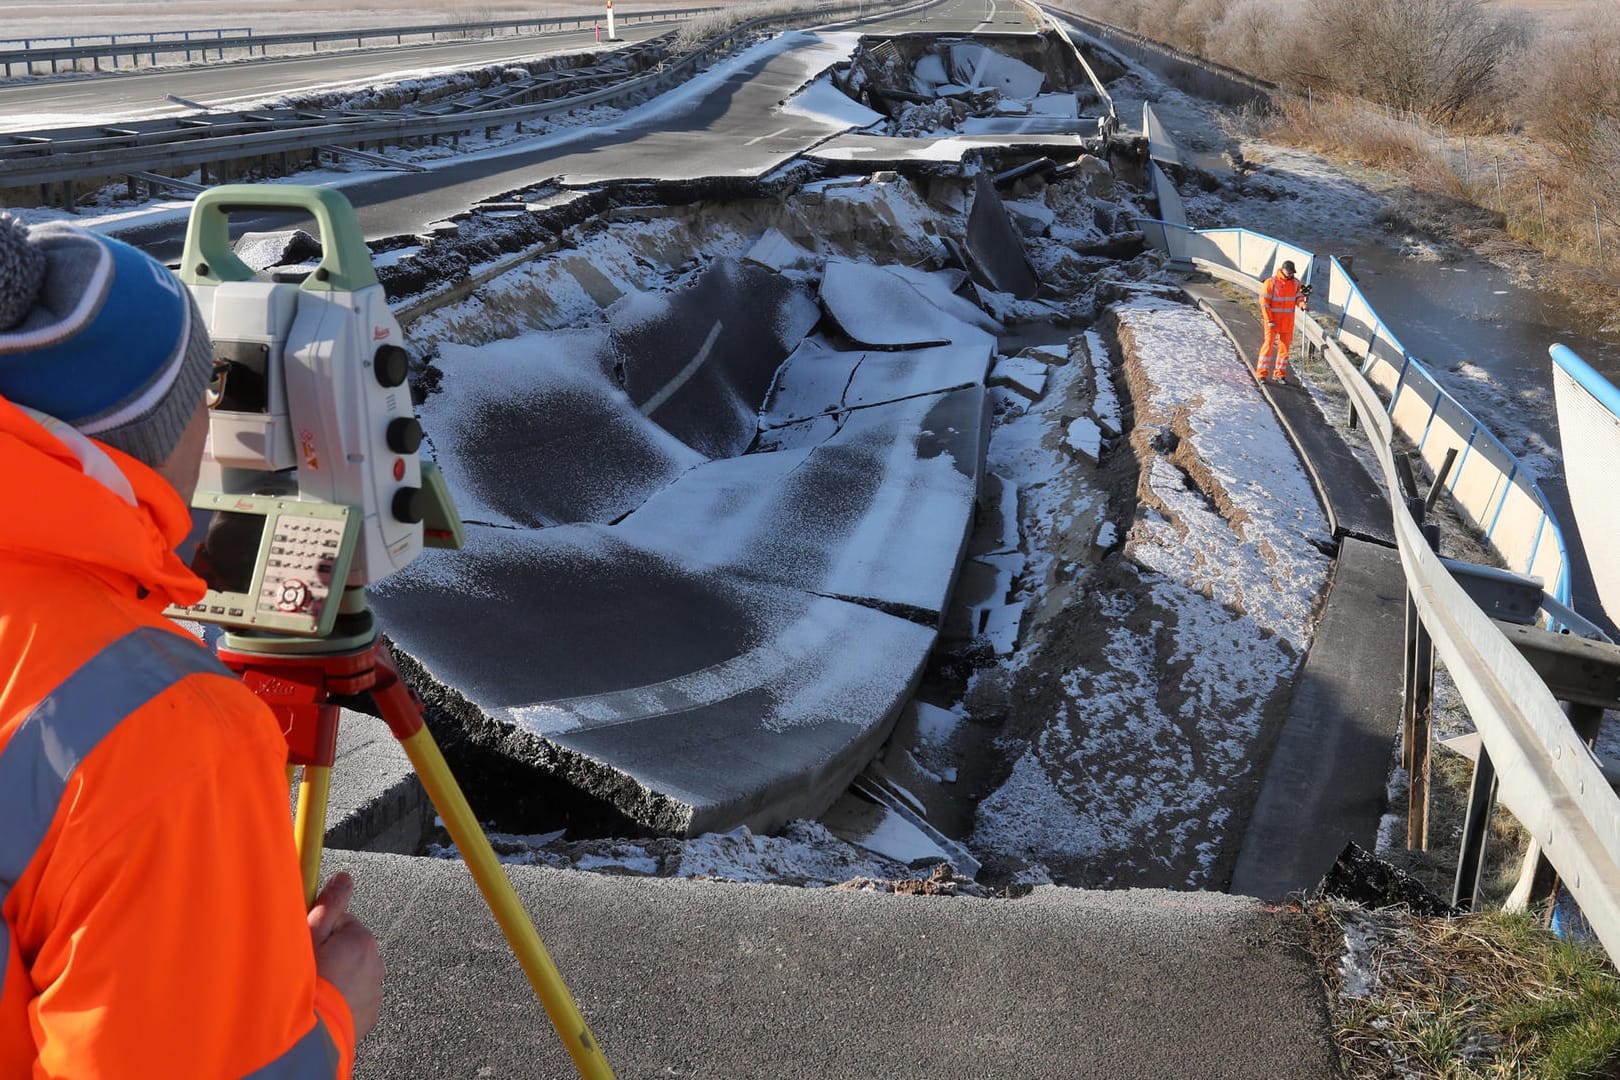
308, 872, 385, 1040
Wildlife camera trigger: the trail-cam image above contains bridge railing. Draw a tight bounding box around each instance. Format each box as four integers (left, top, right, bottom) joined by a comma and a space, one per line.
1551, 344, 1620, 618
1143, 219, 1569, 604
1140, 216, 1620, 952
1137, 216, 1618, 958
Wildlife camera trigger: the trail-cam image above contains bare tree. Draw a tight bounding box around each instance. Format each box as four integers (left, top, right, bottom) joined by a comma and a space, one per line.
1519, 9, 1620, 230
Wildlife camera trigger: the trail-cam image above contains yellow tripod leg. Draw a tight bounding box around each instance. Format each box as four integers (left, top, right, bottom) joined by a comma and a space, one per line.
293, 765, 332, 908
398, 726, 616, 1080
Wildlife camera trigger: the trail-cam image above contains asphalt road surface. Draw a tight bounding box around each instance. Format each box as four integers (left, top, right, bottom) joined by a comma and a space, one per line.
116, 0, 1042, 258
0, 22, 676, 133
330, 848, 1340, 1079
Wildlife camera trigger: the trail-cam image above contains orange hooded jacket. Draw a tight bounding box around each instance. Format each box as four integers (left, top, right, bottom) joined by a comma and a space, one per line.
0, 395, 355, 1079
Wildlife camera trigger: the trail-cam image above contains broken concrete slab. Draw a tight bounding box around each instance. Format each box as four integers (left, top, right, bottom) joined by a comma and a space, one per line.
807, 132, 1093, 166
762, 337, 990, 427
1003, 199, 1056, 237
962, 116, 1103, 137
611, 257, 821, 459
913, 52, 950, 92
421, 330, 705, 528
966, 171, 1041, 300
1065, 416, 1103, 462
982, 601, 1025, 655
743, 226, 818, 272
869, 263, 1005, 336
761, 337, 862, 426
950, 42, 1045, 98
990, 354, 1050, 400
844, 344, 990, 409
1031, 92, 1080, 117
619, 386, 988, 620
371, 523, 938, 835
820, 259, 995, 350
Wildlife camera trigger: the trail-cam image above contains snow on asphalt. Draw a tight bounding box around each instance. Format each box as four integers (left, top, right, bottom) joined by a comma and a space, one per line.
1117, 297, 1331, 649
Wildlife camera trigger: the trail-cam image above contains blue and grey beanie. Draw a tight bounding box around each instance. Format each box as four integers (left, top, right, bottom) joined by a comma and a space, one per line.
0, 214, 213, 468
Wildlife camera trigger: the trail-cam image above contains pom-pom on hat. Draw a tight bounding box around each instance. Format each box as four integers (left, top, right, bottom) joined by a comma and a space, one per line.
0, 214, 213, 468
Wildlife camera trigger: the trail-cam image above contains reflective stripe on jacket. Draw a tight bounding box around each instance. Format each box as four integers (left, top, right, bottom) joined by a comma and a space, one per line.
0, 395, 355, 1079
1260, 272, 1303, 322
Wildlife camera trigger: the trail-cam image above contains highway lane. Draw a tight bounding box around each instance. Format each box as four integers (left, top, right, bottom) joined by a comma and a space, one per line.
117, 0, 1040, 257
0, 23, 676, 133
861, 0, 1037, 33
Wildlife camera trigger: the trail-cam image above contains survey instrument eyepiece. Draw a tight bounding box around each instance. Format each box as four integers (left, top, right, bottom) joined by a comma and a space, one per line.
166, 184, 463, 640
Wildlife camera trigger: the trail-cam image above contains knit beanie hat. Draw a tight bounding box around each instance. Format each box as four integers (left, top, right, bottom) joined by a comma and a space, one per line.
0, 214, 214, 468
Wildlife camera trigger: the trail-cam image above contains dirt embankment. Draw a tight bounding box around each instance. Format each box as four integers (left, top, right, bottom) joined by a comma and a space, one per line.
970, 291, 1331, 890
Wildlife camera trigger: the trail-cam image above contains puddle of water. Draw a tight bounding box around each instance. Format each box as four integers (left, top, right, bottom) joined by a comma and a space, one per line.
1338, 242, 1620, 630
997, 320, 1079, 356
1341, 243, 1620, 389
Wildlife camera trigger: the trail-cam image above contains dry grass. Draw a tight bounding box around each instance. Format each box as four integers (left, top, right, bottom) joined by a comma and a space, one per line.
1255, 92, 1620, 328
1312, 904, 1620, 1079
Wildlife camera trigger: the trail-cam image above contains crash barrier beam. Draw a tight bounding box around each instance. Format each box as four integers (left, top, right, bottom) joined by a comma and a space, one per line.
0, 47, 665, 162
1139, 219, 1569, 605
1141, 105, 1185, 229
0, 9, 720, 77
1013, 0, 1117, 130
0, 0, 934, 193
1550, 344, 1620, 620
0, 28, 251, 75
1036, 2, 1275, 110
1314, 316, 1620, 960
1141, 101, 1180, 167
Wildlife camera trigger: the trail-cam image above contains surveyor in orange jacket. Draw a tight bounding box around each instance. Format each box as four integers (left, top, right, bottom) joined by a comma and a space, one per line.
0, 218, 382, 1078
1256, 259, 1307, 381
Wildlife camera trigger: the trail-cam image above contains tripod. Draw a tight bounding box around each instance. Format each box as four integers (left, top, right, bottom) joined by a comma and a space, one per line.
217, 589, 615, 1080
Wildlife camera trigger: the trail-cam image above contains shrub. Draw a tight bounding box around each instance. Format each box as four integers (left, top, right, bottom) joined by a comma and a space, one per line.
1292, 0, 1527, 123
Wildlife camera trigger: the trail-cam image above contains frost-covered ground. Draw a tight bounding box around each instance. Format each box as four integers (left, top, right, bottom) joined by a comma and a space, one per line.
32, 21, 1583, 894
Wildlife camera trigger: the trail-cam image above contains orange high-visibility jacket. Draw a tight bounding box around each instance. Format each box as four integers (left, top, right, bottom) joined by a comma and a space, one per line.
0, 396, 355, 1079
1259, 271, 1304, 328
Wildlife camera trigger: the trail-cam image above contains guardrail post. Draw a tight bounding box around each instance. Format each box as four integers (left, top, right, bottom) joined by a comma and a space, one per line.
1453, 743, 1498, 910
1404, 514, 1440, 851
1424, 448, 1458, 515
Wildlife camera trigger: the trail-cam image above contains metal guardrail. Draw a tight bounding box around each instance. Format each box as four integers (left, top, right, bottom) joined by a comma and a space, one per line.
1315, 306, 1620, 963
1134, 220, 1619, 957
1139, 219, 1571, 604
0, 28, 252, 75
1, 0, 921, 196
1012, 0, 1117, 131
1036, 1, 1275, 109
0, 8, 720, 77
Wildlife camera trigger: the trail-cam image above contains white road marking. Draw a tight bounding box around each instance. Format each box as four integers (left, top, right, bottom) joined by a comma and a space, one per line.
974, 0, 999, 32
640, 320, 724, 416
745, 126, 791, 146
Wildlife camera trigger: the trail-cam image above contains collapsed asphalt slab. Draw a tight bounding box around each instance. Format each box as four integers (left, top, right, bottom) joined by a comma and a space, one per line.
373, 239, 995, 835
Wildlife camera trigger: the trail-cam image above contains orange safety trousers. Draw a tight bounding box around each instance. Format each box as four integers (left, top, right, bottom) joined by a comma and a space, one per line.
1257, 315, 1296, 377
0, 396, 355, 1079
1256, 270, 1304, 379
